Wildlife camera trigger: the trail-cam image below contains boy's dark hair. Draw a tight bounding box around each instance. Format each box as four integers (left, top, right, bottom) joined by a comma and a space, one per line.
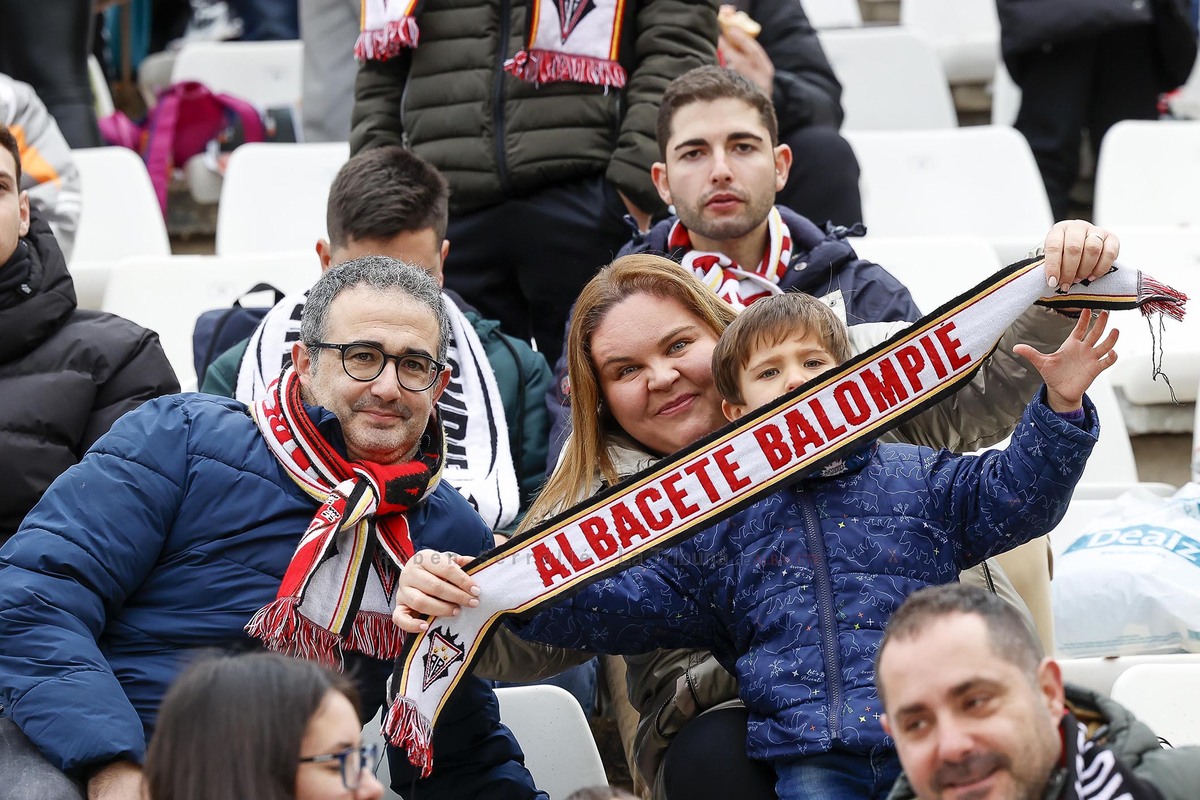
875, 584, 1044, 704
326, 145, 449, 249
0, 126, 22, 186
712, 292, 852, 405
656, 66, 779, 158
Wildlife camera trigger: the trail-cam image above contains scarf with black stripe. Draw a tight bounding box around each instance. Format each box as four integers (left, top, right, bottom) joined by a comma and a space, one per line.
245, 366, 445, 666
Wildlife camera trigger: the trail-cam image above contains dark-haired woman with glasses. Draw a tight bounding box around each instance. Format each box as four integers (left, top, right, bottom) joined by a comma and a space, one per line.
145, 652, 384, 800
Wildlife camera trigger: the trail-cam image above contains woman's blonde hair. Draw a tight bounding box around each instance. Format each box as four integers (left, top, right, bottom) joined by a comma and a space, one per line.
520, 254, 737, 531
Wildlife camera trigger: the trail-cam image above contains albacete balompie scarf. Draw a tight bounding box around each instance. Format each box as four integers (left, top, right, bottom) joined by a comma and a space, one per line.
383, 258, 1187, 774
357, 0, 629, 89
246, 366, 445, 666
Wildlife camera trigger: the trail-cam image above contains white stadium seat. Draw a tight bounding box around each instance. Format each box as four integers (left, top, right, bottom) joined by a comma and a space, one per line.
71, 147, 171, 262
1110, 664, 1200, 746
171, 39, 303, 109
899, 0, 1000, 85
495, 686, 608, 799
216, 142, 350, 255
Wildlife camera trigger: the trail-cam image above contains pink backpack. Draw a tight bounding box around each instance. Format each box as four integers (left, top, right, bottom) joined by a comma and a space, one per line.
99, 80, 265, 215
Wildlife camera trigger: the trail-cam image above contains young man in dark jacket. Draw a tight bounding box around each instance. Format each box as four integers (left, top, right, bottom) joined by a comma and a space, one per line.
878, 583, 1200, 800
0, 125, 178, 543
0, 257, 544, 800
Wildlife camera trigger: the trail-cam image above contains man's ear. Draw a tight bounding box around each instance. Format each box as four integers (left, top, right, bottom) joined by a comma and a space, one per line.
316, 239, 334, 272
651, 161, 673, 206
440, 239, 450, 263
1037, 658, 1066, 720
774, 144, 793, 193
880, 712, 893, 738
18, 191, 29, 238
293, 341, 313, 384
722, 398, 745, 421
428, 365, 452, 404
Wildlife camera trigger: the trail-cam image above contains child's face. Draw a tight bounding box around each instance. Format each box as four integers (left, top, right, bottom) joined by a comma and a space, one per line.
723, 329, 839, 420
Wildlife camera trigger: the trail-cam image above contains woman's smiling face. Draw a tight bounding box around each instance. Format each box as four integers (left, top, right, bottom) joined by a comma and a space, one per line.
589, 292, 727, 457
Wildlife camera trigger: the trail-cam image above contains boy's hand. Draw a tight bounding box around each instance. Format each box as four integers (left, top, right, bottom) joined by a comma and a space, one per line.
393, 549, 480, 633
1042, 220, 1120, 294
1013, 309, 1118, 413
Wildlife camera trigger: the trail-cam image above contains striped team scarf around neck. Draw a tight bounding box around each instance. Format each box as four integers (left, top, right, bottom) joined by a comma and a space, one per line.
246, 366, 445, 666
381, 257, 1186, 775
671, 206, 793, 310
357, 0, 629, 90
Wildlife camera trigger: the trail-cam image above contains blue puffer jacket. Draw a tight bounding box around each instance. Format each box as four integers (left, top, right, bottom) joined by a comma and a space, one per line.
516, 391, 1096, 763
0, 394, 542, 799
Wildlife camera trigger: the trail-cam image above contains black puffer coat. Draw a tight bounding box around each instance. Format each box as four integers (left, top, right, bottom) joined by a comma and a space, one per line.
0, 209, 178, 541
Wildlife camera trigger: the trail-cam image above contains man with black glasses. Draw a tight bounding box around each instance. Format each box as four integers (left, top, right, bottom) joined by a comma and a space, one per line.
0, 257, 546, 800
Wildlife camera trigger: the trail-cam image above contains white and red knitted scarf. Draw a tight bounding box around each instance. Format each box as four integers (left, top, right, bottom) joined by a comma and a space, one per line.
670, 206, 793, 310
357, 0, 628, 90
245, 366, 445, 666
381, 258, 1186, 776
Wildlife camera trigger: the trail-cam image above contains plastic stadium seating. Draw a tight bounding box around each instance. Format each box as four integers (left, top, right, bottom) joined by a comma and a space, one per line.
845, 126, 1053, 263
170, 39, 303, 109
990, 61, 1022, 127
1110, 664, 1200, 746
817, 28, 958, 130
100, 252, 319, 390
494, 686, 608, 799
215, 142, 350, 255
803, 0, 862, 29
1094, 120, 1200, 230
899, 0, 1000, 85
1060, 653, 1200, 697
71, 147, 171, 262
1098, 228, 1200, 408
850, 234, 1002, 314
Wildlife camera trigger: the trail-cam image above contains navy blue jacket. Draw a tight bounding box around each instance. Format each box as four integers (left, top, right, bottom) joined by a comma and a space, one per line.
545, 206, 922, 466
0, 394, 541, 799
517, 391, 1096, 762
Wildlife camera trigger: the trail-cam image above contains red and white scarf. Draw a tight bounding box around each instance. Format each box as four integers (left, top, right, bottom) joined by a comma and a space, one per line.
245, 366, 445, 666
357, 0, 628, 89
382, 258, 1186, 775
670, 206, 793, 310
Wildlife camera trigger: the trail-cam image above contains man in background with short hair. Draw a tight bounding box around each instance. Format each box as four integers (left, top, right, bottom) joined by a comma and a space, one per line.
877, 583, 1200, 800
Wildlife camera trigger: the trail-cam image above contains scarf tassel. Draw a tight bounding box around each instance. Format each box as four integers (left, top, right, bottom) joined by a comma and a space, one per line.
504, 50, 627, 88
245, 597, 342, 666
354, 16, 419, 61
382, 694, 433, 777
1138, 275, 1188, 322
345, 611, 407, 660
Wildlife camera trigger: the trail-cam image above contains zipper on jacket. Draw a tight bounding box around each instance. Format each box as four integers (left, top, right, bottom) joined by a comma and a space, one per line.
801, 492, 844, 740
492, 0, 514, 195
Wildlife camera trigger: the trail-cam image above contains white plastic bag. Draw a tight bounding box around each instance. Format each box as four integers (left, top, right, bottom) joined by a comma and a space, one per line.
1054, 483, 1200, 657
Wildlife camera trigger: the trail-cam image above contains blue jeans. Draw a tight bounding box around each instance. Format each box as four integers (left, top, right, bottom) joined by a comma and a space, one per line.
774, 744, 902, 800
0, 718, 85, 800
495, 658, 599, 718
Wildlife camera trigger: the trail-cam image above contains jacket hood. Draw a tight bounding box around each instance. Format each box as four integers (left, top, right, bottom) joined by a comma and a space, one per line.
0, 206, 76, 362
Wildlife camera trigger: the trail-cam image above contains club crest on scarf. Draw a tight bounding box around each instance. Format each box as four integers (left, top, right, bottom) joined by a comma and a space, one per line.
421, 627, 466, 691
557, 0, 597, 40
246, 366, 446, 667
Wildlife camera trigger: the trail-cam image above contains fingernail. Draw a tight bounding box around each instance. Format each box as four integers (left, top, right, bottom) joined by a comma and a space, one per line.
468, 598, 480, 607
1047, 276, 1057, 287
470, 586, 481, 596
419, 622, 428, 631
451, 607, 460, 616
1060, 283, 1070, 293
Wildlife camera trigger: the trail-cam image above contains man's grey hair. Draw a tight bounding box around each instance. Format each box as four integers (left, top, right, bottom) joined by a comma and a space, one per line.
300, 255, 451, 361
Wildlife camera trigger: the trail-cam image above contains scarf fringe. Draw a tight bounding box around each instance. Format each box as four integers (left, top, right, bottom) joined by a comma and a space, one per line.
345, 611, 407, 660
1138, 275, 1188, 321
504, 49, 627, 88
245, 597, 341, 666
354, 17, 419, 61
382, 694, 433, 778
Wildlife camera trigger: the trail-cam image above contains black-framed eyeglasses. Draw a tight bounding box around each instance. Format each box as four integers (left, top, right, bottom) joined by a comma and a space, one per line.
298, 742, 381, 791
309, 342, 446, 391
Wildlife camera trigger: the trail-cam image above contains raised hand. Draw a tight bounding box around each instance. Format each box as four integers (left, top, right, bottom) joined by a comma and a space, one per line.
1042, 220, 1120, 294
1013, 309, 1118, 413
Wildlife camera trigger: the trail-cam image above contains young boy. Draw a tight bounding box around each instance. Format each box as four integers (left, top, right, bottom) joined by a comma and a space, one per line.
412, 293, 1114, 799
